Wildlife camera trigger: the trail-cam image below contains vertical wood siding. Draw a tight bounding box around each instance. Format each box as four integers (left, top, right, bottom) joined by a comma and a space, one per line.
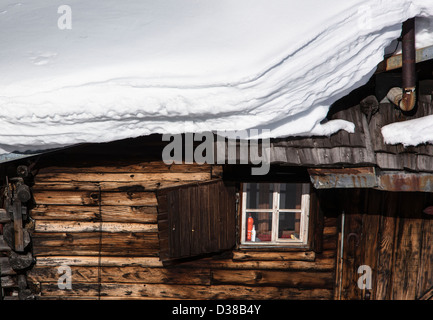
330, 189, 433, 300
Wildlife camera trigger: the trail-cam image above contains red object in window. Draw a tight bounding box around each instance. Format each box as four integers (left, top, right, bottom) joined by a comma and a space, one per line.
257, 234, 271, 241
247, 214, 254, 241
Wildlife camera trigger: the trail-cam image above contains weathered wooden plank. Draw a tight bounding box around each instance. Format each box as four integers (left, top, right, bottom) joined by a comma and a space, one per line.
179, 187, 191, 258
32, 190, 100, 206
340, 209, 363, 300
28, 266, 211, 285
209, 182, 220, 252
33, 190, 158, 206
416, 216, 433, 299
30, 205, 158, 223
360, 191, 381, 300
32, 180, 198, 192
34, 256, 164, 268
179, 257, 335, 271
375, 192, 398, 300
101, 192, 158, 206
34, 221, 158, 233
13, 200, 24, 252
212, 269, 334, 288
36, 162, 212, 174
35, 172, 211, 183
232, 250, 315, 262
39, 283, 333, 300
390, 194, 424, 300
189, 183, 201, 257
416, 155, 433, 172
32, 232, 159, 257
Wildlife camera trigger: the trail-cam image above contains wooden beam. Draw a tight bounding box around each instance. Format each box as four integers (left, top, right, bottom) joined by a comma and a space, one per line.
34, 221, 158, 233
12, 200, 24, 252
376, 44, 433, 73
232, 250, 315, 261
34, 256, 164, 267
35, 172, 211, 183
38, 283, 333, 300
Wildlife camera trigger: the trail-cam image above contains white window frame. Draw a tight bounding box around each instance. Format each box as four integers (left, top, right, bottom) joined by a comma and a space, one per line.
240, 183, 310, 247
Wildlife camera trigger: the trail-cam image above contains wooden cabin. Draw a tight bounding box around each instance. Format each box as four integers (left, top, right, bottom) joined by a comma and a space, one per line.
1, 63, 433, 301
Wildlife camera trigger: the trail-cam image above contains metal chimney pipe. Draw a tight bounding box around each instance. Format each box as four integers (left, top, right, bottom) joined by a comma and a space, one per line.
400, 18, 416, 111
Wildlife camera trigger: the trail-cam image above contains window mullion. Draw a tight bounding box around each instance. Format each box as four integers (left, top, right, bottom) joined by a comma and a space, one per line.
272, 184, 280, 243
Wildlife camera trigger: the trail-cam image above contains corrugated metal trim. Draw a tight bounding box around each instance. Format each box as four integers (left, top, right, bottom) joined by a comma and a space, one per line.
377, 171, 433, 192
308, 167, 377, 189
309, 167, 433, 192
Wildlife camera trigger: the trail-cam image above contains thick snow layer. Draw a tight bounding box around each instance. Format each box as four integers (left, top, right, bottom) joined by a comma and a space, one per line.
382, 115, 433, 147
1, 0, 433, 153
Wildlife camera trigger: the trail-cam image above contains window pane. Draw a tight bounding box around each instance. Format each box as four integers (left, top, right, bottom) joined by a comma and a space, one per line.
245, 211, 272, 242
279, 183, 302, 209
245, 183, 273, 209
278, 212, 301, 240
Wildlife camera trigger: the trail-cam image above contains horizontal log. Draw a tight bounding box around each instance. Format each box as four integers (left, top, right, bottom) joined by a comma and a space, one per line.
39, 283, 333, 299
30, 205, 158, 223
323, 226, 338, 236
32, 190, 158, 206
101, 192, 158, 206
37, 162, 212, 174
35, 172, 211, 183
34, 221, 158, 233
32, 232, 159, 257
32, 181, 197, 192
179, 257, 335, 271
32, 191, 99, 206
34, 256, 164, 267
28, 266, 211, 285
212, 269, 334, 288
232, 250, 316, 262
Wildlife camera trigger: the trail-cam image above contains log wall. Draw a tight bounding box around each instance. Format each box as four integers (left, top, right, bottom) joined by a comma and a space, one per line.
26, 159, 338, 300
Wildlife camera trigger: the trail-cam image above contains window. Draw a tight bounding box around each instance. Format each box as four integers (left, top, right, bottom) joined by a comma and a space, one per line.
240, 183, 310, 246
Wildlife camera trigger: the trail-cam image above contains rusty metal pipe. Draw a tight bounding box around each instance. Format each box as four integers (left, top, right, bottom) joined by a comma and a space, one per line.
400, 18, 416, 111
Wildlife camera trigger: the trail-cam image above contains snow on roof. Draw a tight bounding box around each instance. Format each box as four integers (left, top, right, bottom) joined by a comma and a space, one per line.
382, 114, 433, 147
1, 0, 433, 154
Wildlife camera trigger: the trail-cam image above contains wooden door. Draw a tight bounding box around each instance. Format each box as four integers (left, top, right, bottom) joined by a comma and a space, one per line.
334, 189, 433, 300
